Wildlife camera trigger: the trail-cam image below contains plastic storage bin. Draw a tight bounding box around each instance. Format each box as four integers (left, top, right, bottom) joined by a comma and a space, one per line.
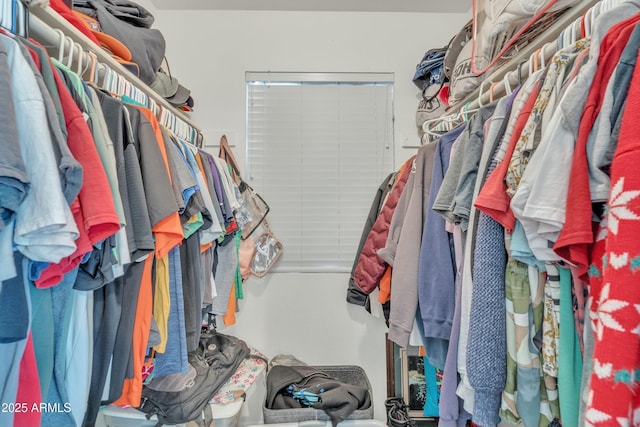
238, 365, 267, 426
210, 399, 245, 427
100, 405, 184, 427
249, 419, 385, 427
263, 365, 373, 424
100, 399, 243, 427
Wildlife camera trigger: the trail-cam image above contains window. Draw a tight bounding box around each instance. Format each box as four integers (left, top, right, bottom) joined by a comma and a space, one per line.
246, 72, 394, 273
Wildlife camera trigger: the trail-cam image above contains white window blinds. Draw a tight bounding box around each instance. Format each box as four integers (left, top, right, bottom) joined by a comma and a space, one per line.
246, 72, 395, 273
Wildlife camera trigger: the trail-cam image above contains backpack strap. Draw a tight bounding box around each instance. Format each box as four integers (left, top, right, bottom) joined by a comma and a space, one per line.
191, 404, 214, 427
218, 135, 242, 182
203, 403, 214, 427
249, 353, 269, 365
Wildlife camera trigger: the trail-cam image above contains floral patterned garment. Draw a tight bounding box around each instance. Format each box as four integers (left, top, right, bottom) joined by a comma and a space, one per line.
210, 347, 268, 404
542, 263, 561, 378
505, 38, 590, 197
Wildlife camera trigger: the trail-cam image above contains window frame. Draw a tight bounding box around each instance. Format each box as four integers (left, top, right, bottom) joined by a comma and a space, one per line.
245, 71, 395, 273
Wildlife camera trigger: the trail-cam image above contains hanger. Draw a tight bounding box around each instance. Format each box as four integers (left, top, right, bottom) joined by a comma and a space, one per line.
570, 20, 577, 45
64, 37, 76, 69
158, 105, 169, 129
455, 102, 473, 123
182, 121, 191, 142
108, 67, 119, 95
528, 46, 544, 77
503, 72, 513, 96
104, 65, 113, 92
84, 51, 97, 84
149, 98, 158, 118
95, 61, 106, 87
51, 31, 78, 73
421, 111, 457, 141
558, 27, 566, 49
489, 81, 500, 103
116, 71, 126, 96
123, 78, 132, 99
528, 52, 535, 77
166, 111, 185, 141
101, 64, 119, 96
509, 60, 526, 88
139, 87, 150, 107
130, 82, 141, 104
533, 48, 541, 72
454, 87, 482, 125
175, 118, 184, 140
171, 115, 179, 137
160, 106, 168, 127
74, 43, 85, 76
477, 80, 491, 108
584, 6, 595, 37
55, 29, 66, 63
102, 64, 113, 92
130, 85, 139, 103
57, 34, 80, 72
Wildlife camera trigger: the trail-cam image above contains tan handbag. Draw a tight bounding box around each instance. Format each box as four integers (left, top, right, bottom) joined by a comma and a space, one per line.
238, 235, 256, 281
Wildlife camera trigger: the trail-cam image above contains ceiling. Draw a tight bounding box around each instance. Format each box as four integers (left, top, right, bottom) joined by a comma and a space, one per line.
149, 0, 471, 13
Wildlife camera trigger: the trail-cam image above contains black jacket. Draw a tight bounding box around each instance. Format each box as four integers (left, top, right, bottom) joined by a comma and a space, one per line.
266, 365, 371, 427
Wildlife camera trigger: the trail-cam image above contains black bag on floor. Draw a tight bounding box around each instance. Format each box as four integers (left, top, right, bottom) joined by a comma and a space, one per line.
138, 332, 250, 426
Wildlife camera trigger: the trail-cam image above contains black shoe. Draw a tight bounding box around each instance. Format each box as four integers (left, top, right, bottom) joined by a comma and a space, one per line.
388, 405, 415, 427
384, 397, 406, 412
385, 397, 415, 427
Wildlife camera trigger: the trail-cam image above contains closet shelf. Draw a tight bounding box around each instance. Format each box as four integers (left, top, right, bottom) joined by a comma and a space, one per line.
446, 0, 598, 114
27, 4, 202, 135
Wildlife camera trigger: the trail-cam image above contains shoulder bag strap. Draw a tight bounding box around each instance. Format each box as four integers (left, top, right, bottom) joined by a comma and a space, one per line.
218, 135, 242, 181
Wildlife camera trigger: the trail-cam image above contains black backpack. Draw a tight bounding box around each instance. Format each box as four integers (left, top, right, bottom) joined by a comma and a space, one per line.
138, 332, 250, 427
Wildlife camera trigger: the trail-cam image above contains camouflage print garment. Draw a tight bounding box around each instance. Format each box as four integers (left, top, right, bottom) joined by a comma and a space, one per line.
501, 258, 552, 427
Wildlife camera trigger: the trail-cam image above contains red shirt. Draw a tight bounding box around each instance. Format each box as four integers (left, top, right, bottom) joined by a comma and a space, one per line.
554, 15, 640, 279
586, 41, 640, 425
13, 334, 41, 427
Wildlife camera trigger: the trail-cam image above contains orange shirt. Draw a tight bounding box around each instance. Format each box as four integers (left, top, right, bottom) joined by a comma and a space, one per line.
112, 255, 154, 407
377, 266, 392, 304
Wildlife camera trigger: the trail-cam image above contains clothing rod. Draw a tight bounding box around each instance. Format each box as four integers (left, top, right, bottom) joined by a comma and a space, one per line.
27, 4, 202, 135
445, 0, 599, 114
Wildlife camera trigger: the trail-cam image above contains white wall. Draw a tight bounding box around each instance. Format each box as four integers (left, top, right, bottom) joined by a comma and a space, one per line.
149, 9, 470, 422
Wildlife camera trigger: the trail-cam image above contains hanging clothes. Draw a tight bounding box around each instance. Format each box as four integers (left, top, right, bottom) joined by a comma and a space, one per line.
0, 18, 250, 426
348, 2, 640, 425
